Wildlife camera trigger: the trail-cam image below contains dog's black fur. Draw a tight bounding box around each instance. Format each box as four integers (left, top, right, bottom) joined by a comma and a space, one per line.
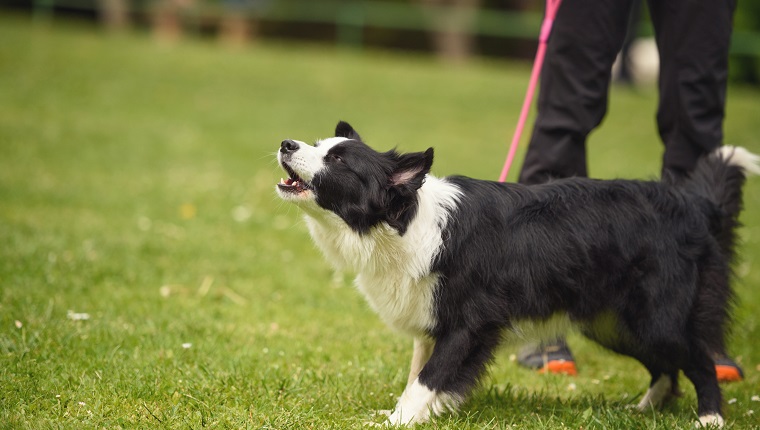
428, 173, 738, 410
277, 122, 755, 424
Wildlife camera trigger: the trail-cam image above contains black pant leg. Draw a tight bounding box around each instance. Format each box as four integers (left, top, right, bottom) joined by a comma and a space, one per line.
648, 0, 736, 176
518, 0, 635, 185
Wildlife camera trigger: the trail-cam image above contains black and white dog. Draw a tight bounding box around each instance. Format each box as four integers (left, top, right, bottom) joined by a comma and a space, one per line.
276, 122, 758, 427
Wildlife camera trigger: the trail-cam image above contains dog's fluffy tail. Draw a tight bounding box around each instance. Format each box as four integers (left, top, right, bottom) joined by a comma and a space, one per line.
685, 146, 760, 262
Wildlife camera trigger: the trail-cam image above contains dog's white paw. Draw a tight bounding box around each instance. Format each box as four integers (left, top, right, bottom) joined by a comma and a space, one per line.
363, 410, 394, 427
387, 407, 430, 426
364, 408, 427, 427
696, 414, 724, 428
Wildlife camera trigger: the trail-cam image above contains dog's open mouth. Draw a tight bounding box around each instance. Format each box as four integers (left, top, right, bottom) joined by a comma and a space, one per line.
277, 164, 312, 195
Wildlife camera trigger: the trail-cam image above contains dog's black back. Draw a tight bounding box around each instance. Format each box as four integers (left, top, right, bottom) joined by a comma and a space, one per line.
423, 153, 746, 417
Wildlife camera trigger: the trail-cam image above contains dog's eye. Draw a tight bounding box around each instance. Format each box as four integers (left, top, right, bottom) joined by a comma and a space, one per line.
329, 154, 343, 163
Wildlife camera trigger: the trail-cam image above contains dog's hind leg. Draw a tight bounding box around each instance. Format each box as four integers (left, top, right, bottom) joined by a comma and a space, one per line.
637, 370, 679, 411
387, 326, 500, 426
683, 345, 724, 427
686, 258, 731, 427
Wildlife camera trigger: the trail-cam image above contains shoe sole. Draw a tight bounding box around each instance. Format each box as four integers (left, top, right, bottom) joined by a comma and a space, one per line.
715, 364, 743, 383
538, 360, 577, 376
535, 361, 740, 381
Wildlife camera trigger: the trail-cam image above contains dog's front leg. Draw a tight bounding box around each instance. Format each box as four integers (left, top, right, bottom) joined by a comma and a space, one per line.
374, 338, 436, 422
407, 337, 434, 387
373, 337, 436, 421
387, 328, 496, 426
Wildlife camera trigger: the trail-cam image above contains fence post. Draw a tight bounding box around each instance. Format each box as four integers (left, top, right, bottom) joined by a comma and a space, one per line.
419, 0, 482, 63
32, 0, 54, 22
336, 2, 364, 49
98, 0, 130, 31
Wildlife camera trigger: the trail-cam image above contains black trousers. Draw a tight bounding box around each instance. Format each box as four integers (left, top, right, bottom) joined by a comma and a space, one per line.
518, 0, 736, 185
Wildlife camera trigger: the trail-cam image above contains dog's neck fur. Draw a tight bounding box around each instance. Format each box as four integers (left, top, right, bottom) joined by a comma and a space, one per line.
303, 175, 461, 335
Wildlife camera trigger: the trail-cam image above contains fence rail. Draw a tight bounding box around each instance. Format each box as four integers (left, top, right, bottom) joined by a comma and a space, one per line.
28, 0, 760, 58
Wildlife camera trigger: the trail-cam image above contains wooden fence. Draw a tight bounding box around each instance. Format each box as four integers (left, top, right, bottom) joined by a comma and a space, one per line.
28, 0, 760, 59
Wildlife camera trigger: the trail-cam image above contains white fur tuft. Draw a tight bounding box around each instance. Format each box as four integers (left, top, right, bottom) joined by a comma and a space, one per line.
387, 378, 462, 426
696, 414, 724, 428
715, 146, 760, 176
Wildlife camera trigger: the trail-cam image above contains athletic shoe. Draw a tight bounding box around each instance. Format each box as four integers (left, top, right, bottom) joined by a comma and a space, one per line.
714, 354, 744, 383
517, 339, 577, 376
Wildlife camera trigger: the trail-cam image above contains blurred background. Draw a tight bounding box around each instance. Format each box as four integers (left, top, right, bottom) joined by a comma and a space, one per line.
3, 0, 760, 84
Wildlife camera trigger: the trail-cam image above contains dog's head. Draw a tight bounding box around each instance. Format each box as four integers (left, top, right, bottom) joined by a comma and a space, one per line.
276, 121, 434, 235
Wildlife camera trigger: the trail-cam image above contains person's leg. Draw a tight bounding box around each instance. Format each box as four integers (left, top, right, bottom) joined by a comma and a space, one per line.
518, 0, 636, 184
648, 0, 736, 176
517, 0, 634, 374
615, 1, 643, 85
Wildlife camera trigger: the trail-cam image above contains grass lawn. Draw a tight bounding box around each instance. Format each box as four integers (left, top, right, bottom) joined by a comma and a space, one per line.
1, 13, 759, 429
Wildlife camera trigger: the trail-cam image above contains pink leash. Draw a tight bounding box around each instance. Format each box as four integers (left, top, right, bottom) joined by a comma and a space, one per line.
498, 0, 563, 182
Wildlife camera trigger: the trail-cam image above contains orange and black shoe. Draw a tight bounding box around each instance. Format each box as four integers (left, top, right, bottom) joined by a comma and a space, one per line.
714, 354, 744, 383
517, 339, 578, 376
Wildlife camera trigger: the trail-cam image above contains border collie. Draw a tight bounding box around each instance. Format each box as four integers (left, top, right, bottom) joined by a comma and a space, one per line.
275, 121, 759, 427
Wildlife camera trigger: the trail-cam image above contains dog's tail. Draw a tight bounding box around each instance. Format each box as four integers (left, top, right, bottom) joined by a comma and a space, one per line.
681, 146, 760, 262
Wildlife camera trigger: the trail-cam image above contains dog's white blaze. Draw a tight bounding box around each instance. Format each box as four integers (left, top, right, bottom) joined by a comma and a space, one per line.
636, 375, 671, 410
278, 137, 348, 182
388, 378, 462, 425
304, 175, 461, 335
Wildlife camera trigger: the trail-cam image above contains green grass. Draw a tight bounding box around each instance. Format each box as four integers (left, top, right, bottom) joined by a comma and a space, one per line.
1, 13, 759, 429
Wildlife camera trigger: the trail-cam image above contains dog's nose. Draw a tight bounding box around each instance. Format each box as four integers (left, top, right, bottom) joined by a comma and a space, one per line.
280, 139, 299, 154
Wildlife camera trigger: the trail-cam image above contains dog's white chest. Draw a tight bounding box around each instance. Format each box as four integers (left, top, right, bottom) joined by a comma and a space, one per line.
302, 176, 461, 336
304, 213, 441, 336
354, 271, 438, 336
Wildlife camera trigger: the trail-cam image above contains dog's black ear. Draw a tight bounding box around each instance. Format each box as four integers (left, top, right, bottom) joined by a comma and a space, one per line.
385, 148, 434, 234
335, 121, 362, 141
390, 147, 434, 195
